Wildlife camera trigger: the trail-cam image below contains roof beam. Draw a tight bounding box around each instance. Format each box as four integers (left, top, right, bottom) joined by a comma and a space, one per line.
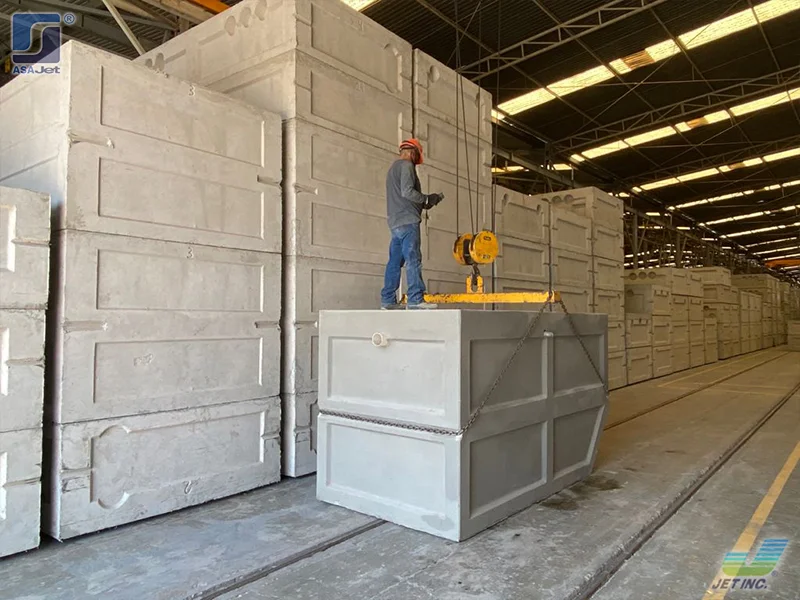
628, 134, 800, 184
557, 65, 800, 152
458, 0, 669, 81
0, 0, 174, 28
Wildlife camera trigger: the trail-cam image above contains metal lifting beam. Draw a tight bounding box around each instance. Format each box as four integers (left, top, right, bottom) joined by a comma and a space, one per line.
457, 0, 669, 81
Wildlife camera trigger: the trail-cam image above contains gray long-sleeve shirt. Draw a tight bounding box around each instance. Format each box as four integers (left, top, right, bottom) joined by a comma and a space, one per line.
386, 159, 432, 229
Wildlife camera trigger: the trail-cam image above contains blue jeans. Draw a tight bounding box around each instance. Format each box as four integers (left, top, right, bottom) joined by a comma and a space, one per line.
381, 223, 426, 305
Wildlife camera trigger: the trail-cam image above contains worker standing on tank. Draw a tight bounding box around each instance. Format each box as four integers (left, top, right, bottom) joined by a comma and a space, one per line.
381, 139, 445, 310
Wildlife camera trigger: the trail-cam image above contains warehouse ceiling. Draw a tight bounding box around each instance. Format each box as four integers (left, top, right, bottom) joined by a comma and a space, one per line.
3, 0, 800, 276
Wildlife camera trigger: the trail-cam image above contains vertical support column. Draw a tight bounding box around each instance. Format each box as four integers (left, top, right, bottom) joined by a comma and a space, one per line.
632, 213, 639, 268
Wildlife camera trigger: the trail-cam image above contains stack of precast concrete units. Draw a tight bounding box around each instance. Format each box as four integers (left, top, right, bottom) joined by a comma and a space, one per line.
138, 0, 492, 476
0, 187, 49, 556
738, 291, 763, 353
624, 279, 673, 379
701, 268, 741, 359
625, 267, 701, 374
732, 274, 780, 349
0, 43, 282, 539
789, 321, 800, 351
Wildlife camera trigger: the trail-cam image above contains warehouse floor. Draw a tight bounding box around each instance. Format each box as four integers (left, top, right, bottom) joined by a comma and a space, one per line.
1, 348, 798, 600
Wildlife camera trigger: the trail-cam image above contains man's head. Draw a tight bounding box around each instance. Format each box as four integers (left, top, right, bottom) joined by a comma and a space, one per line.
399, 139, 424, 165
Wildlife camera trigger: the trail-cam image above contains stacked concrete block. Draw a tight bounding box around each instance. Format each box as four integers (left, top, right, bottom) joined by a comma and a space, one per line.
0, 187, 49, 557
625, 316, 653, 384
732, 274, 779, 349
317, 310, 608, 541
789, 321, 800, 351
0, 43, 283, 539
704, 317, 719, 363
549, 206, 593, 313
624, 283, 672, 378
139, 0, 424, 476
693, 267, 737, 360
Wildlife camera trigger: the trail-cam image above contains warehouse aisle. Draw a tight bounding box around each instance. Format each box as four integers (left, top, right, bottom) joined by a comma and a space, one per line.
2, 349, 796, 600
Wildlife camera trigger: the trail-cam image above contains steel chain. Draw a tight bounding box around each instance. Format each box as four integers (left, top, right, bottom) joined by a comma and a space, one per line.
319, 293, 607, 436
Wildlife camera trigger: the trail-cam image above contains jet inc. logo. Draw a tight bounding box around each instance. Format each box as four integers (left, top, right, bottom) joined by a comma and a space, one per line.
11, 12, 74, 65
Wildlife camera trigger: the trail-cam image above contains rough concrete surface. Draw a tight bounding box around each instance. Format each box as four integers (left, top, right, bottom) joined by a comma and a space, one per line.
592, 393, 800, 600
0, 477, 377, 600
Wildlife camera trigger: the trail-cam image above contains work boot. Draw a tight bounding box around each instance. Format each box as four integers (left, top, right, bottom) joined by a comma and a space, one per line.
407, 302, 438, 310
381, 303, 403, 310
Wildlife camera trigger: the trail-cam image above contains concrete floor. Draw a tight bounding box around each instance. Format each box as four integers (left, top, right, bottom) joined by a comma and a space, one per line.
1, 348, 797, 600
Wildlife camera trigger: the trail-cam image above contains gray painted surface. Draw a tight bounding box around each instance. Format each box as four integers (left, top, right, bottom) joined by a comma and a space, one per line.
316, 310, 608, 540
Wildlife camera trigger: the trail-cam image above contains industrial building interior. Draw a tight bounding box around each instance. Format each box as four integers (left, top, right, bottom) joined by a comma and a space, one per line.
1, 0, 799, 599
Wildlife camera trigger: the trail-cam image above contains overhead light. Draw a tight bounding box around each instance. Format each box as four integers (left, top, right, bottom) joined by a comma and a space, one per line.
342, 0, 381, 9
745, 236, 797, 248
638, 145, 800, 192
552, 163, 573, 171
677, 167, 720, 182
679, 8, 758, 50
492, 0, 800, 118
677, 226, 692, 230
624, 126, 678, 147
727, 221, 800, 238
755, 244, 800, 255
581, 140, 629, 159
492, 165, 526, 174
642, 177, 681, 191
702, 237, 718, 241
646, 211, 663, 216
764, 147, 800, 162
491, 109, 506, 122
547, 66, 615, 98
497, 88, 555, 116
703, 210, 766, 225
730, 89, 795, 116
571, 154, 586, 163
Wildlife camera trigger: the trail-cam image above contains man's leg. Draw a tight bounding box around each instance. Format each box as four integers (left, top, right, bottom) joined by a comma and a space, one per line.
381, 228, 404, 307
400, 224, 430, 306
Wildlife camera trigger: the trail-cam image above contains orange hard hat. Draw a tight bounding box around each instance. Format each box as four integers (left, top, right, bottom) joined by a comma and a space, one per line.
399, 138, 424, 164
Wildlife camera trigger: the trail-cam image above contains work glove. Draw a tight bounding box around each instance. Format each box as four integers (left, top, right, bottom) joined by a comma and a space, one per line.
424, 193, 444, 209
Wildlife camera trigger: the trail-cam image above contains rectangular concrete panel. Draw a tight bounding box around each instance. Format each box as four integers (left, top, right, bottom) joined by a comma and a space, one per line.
689, 297, 704, 321
318, 310, 606, 430
1, 43, 282, 252
317, 309, 607, 540
0, 428, 42, 557
671, 321, 690, 345
413, 112, 492, 185
495, 238, 548, 282
704, 284, 739, 304
624, 284, 670, 315
551, 248, 592, 288
592, 289, 625, 320
686, 273, 703, 298
690, 267, 731, 286
652, 315, 671, 346
283, 118, 394, 264
49, 230, 281, 424
547, 187, 624, 231
651, 344, 672, 378
672, 295, 690, 321
592, 225, 623, 261
689, 321, 705, 344
608, 319, 625, 354
626, 347, 653, 384
593, 257, 624, 291
493, 185, 549, 245
413, 50, 492, 141
138, 0, 413, 105
46, 398, 280, 540
608, 351, 627, 390
0, 309, 45, 433
625, 316, 652, 348
146, 45, 412, 153
672, 344, 691, 371
0, 187, 50, 309
690, 342, 705, 367
550, 207, 592, 254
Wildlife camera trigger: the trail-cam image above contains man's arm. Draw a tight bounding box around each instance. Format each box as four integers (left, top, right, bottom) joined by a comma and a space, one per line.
399, 162, 433, 206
